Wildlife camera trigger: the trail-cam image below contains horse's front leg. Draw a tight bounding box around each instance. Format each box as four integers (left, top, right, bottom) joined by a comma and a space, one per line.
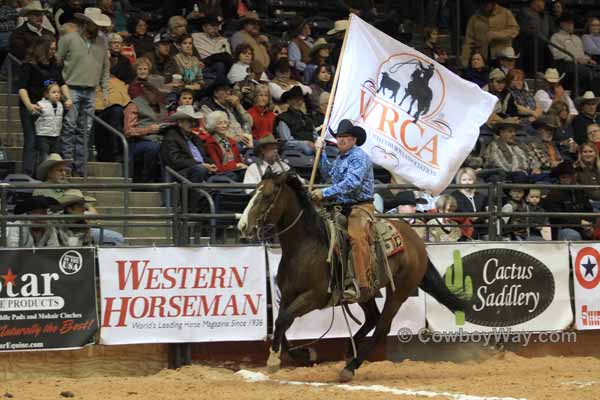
268, 289, 326, 372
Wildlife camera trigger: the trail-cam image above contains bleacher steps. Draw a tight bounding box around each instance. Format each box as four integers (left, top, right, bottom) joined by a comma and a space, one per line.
85, 190, 163, 208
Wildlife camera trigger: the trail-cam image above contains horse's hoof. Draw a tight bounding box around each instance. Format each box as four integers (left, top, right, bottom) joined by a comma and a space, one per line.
266, 363, 280, 373
308, 348, 318, 364
266, 350, 281, 373
338, 368, 354, 383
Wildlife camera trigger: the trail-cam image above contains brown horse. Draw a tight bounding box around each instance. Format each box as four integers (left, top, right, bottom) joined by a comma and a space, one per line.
237, 170, 466, 382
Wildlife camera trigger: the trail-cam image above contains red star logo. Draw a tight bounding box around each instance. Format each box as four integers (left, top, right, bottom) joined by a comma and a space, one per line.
1, 268, 17, 286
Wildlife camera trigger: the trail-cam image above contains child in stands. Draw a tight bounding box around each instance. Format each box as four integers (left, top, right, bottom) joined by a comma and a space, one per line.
34, 81, 63, 169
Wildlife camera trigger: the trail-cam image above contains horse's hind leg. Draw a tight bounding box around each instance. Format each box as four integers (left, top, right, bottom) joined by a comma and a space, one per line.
345, 298, 380, 361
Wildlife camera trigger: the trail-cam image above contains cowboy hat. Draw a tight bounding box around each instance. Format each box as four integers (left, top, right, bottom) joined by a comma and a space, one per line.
203, 77, 232, 98
497, 46, 520, 60
309, 38, 332, 57
550, 160, 575, 178
539, 68, 565, 83
57, 189, 96, 209
36, 153, 72, 181
200, 14, 221, 26
18, 1, 50, 17
238, 10, 264, 27
327, 19, 349, 36
169, 105, 203, 121
255, 135, 280, 155
14, 196, 60, 215
289, 15, 308, 37
494, 117, 521, 132
576, 91, 600, 107
533, 115, 559, 130
333, 119, 366, 146
489, 68, 506, 81
557, 12, 575, 24
280, 85, 305, 103
391, 191, 428, 208
75, 7, 112, 27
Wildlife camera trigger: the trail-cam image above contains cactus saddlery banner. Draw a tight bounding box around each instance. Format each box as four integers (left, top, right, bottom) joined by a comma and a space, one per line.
426, 243, 572, 332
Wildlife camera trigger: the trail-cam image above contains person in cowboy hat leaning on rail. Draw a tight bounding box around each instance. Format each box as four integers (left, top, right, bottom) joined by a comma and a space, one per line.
312, 119, 375, 301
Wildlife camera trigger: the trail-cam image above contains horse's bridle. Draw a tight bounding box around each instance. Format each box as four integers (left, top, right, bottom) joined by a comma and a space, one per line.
254, 182, 304, 241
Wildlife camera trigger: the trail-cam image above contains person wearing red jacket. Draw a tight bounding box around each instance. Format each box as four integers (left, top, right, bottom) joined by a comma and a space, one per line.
204, 110, 248, 174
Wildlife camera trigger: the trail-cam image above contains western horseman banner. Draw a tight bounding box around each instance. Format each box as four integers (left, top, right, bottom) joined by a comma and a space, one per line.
570, 243, 600, 330
267, 248, 425, 340
328, 15, 496, 194
0, 248, 97, 351
98, 247, 267, 345
426, 243, 572, 332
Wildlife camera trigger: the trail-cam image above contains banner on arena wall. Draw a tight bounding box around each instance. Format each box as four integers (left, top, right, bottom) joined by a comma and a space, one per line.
98, 247, 268, 345
0, 248, 97, 352
426, 242, 572, 332
267, 248, 425, 340
327, 15, 496, 194
570, 243, 600, 330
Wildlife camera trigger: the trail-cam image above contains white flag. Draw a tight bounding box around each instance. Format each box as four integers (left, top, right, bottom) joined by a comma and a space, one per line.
327, 15, 497, 195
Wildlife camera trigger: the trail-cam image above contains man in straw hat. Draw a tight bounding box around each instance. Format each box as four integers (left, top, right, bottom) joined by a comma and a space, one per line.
33, 153, 72, 197
496, 46, 520, 77
243, 134, 294, 193
534, 68, 577, 115
57, 7, 111, 176
312, 119, 375, 302
230, 11, 270, 71
573, 91, 600, 145
9, 1, 53, 60
7, 196, 60, 247
56, 189, 96, 246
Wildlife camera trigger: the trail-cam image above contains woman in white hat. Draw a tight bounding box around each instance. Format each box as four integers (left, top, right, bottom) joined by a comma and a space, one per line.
534, 68, 577, 115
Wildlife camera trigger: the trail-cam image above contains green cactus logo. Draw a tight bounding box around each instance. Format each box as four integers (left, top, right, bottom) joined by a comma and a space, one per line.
444, 250, 473, 325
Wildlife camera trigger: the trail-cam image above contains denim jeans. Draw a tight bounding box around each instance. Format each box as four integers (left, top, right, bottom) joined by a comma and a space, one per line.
35, 136, 59, 169
61, 86, 95, 175
95, 105, 124, 162
92, 228, 125, 245
557, 228, 582, 241
18, 102, 37, 176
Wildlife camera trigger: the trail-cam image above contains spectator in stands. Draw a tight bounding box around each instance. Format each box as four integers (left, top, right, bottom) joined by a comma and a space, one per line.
308, 64, 333, 112
9, 1, 53, 60
57, 7, 111, 176
517, 0, 551, 75
496, 46, 519, 77
426, 195, 464, 242
269, 59, 312, 103
108, 33, 135, 84
17, 37, 71, 177
572, 91, 599, 145
34, 82, 63, 164
550, 0, 564, 34
460, 0, 519, 67
228, 43, 255, 84
586, 124, 600, 153
167, 16, 193, 56
230, 11, 270, 72
232, 60, 267, 109
304, 38, 333, 83
7, 196, 60, 247
125, 17, 154, 60
32, 153, 70, 199
267, 42, 289, 80
505, 68, 542, 127
534, 68, 577, 115
420, 25, 448, 67
288, 16, 313, 75
311, 91, 330, 130
544, 160, 594, 241
204, 111, 247, 175
16, 0, 54, 34
192, 14, 231, 82
128, 56, 151, 99
0, 1, 17, 65
550, 13, 600, 96
524, 188, 548, 240
198, 78, 253, 145
450, 167, 488, 239
485, 68, 509, 127
276, 86, 315, 156
583, 17, 600, 64
462, 51, 488, 88
528, 115, 562, 180
377, 191, 427, 239
574, 142, 600, 210
547, 99, 577, 161
56, 189, 95, 246
247, 83, 275, 141
243, 134, 292, 192
145, 33, 175, 80
327, 19, 348, 65
100, 0, 127, 38
53, 0, 81, 30
501, 185, 529, 240
169, 34, 204, 92
123, 83, 166, 183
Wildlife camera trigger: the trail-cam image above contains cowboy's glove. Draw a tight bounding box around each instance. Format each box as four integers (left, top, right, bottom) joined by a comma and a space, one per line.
310, 189, 324, 201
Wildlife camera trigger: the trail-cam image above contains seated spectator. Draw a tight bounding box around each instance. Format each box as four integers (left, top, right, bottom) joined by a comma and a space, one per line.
485, 68, 509, 127
496, 46, 519, 77
288, 16, 313, 75
548, 100, 577, 161
550, 13, 600, 96
167, 15, 197, 58
276, 86, 316, 156
9, 1, 53, 60
128, 56, 152, 99
57, 189, 95, 246
232, 60, 267, 109
95, 73, 131, 163
501, 185, 529, 240
534, 68, 577, 114
587, 124, 600, 153
203, 111, 247, 175
247, 83, 276, 141
462, 51, 488, 88
420, 25, 449, 67
126, 17, 154, 59
426, 195, 465, 242
308, 64, 333, 113
192, 14, 232, 82
53, 0, 82, 30
145, 33, 175, 81
311, 91, 329, 129
230, 11, 270, 72
377, 191, 427, 239
269, 59, 312, 103
528, 115, 563, 179
573, 91, 600, 145
303, 38, 333, 83
267, 42, 289, 80
460, 0, 519, 67
228, 43, 257, 84
7, 196, 60, 247
574, 142, 600, 210
450, 167, 488, 239
505, 68, 542, 127
198, 78, 253, 145
544, 161, 594, 240
108, 33, 135, 83
168, 34, 204, 92
583, 17, 600, 63
243, 134, 292, 192
123, 83, 166, 183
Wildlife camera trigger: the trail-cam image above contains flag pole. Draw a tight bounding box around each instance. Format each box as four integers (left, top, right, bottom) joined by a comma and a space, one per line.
308, 15, 351, 192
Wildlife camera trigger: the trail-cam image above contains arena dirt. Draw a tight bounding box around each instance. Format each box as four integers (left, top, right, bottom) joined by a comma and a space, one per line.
4, 352, 599, 399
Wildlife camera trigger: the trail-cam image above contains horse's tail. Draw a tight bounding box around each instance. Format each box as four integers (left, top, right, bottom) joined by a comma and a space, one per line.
419, 258, 468, 313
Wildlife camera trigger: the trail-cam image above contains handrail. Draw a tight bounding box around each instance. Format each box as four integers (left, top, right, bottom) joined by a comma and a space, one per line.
85, 111, 131, 181
533, 33, 579, 96
6, 53, 22, 130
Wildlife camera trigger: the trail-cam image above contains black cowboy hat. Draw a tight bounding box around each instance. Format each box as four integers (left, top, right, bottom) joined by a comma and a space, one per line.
333, 119, 367, 146
532, 115, 559, 130
281, 86, 304, 103
390, 191, 427, 208
238, 10, 265, 28
14, 196, 60, 215
289, 16, 307, 37
550, 160, 575, 178
200, 14, 221, 26
203, 77, 232, 98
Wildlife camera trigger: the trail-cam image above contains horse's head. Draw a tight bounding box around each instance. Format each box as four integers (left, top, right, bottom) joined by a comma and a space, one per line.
237, 169, 293, 239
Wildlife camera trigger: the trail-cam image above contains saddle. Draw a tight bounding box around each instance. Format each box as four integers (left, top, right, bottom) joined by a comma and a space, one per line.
322, 206, 404, 304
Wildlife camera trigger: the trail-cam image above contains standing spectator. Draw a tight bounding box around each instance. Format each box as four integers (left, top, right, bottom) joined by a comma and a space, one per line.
243, 135, 291, 192
303, 38, 333, 83
192, 14, 231, 82
574, 142, 600, 210
420, 25, 449, 67
7, 196, 60, 248
9, 1, 53, 60
572, 91, 599, 145
268, 58, 311, 102
496, 46, 519, 77
547, 99, 577, 161
17, 37, 71, 177
53, 0, 82, 30
145, 33, 175, 79
326, 19, 348, 65
517, 0, 551, 75
128, 56, 151, 99
16, 0, 54, 34
247, 83, 275, 141
460, 0, 519, 67
308, 64, 333, 112
57, 7, 111, 176
34, 82, 64, 164
288, 17, 313, 75
276, 86, 315, 156
450, 167, 488, 239
169, 34, 204, 92
125, 17, 154, 59
583, 17, 600, 64
203, 111, 247, 175
108, 33, 135, 83
0, 0, 18, 65
462, 51, 488, 88
230, 11, 270, 72
504, 68, 542, 126
534, 68, 577, 115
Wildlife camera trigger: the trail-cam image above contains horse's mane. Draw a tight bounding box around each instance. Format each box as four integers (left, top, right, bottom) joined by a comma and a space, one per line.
281, 172, 328, 242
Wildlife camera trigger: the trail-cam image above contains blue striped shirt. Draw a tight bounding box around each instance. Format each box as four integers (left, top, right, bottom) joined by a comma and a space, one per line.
319, 146, 374, 204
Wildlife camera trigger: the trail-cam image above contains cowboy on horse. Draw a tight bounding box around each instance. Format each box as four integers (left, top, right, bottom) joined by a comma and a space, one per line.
311, 119, 375, 302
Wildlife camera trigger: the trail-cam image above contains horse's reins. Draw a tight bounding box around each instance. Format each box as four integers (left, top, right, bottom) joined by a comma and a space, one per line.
256, 184, 304, 241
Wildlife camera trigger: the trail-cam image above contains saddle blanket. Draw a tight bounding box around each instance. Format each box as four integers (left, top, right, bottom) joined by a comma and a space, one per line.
372, 219, 404, 257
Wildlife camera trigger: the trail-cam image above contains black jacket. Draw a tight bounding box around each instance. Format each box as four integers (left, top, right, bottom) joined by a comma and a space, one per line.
573, 113, 599, 145
276, 109, 314, 142
9, 24, 54, 60
161, 126, 211, 172
543, 187, 593, 236
110, 54, 135, 83
451, 190, 487, 213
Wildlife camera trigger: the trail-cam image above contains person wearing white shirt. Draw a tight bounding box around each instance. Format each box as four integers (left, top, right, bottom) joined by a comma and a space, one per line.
243, 134, 292, 193
534, 68, 577, 115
